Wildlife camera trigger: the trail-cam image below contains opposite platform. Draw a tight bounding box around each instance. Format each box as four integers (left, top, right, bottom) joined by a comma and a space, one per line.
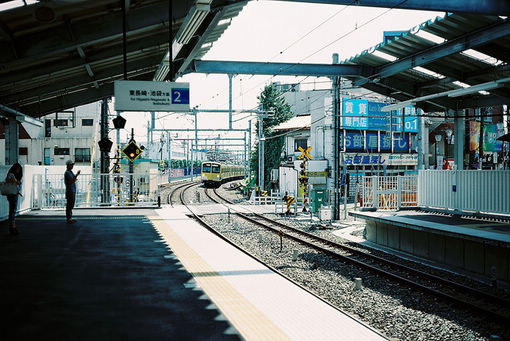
351, 210, 510, 285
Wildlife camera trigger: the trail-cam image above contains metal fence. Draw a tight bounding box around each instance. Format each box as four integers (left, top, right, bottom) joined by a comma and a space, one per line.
418, 170, 510, 214
35, 172, 161, 209
360, 175, 417, 210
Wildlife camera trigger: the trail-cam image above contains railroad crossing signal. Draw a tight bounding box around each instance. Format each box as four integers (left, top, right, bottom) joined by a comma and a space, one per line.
298, 146, 312, 160
122, 140, 143, 162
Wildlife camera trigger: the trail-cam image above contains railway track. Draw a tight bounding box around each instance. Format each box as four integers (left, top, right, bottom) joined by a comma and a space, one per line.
207, 186, 510, 324
165, 181, 198, 206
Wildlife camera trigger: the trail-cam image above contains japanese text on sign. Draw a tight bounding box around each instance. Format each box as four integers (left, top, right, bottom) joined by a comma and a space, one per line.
341, 153, 418, 166
114, 80, 190, 112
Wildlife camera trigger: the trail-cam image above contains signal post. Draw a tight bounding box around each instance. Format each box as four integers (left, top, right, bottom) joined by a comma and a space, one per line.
298, 146, 312, 213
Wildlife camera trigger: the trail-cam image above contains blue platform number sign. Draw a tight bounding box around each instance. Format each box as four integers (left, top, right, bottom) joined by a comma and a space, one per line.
172, 88, 190, 105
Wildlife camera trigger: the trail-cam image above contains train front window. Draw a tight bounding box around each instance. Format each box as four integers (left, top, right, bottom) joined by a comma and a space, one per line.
202, 163, 211, 172
212, 164, 220, 173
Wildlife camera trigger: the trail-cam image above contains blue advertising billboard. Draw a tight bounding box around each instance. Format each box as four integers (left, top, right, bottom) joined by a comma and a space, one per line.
344, 99, 418, 132
390, 106, 419, 133
342, 98, 368, 129
380, 133, 392, 151
393, 133, 410, 152
366, 132, 379, 151
344, 131, 364, 151
367, 102, 389, 131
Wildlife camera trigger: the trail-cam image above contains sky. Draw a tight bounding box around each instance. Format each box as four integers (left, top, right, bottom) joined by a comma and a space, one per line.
119, 1, 444, 145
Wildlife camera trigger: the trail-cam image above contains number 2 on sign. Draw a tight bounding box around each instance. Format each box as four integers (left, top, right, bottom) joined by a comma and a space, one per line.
173, 90, 181, 103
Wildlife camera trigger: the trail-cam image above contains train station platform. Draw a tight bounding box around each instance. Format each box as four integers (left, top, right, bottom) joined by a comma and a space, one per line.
350, 210, 510, 286
1, 207, 388, 340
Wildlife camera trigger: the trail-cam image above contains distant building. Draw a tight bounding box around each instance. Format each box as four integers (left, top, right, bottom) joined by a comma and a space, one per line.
0, 102, 100, 167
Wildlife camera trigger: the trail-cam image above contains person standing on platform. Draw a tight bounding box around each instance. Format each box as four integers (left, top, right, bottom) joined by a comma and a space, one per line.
5, 163, 22, 235
64, 159, 80, 224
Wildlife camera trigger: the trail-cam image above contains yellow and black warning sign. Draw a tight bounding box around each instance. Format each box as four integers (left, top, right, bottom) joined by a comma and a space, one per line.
122, 140, 143, 162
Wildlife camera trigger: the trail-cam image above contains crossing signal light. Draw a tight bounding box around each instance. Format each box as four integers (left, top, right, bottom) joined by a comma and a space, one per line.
299, 177, 309, 185
122, 140, 143, 162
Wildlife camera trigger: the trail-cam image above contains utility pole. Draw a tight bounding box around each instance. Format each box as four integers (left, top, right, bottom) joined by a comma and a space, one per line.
168, 134, 172, 182
100, 99, 110, 204
258, 111, 265, 191
194, 107, 198, 181
228, 73, 233, 130
248, 120, 252, 182
333, 77, 340, 220
129, 128, 134, 202
244, 131, 247, 179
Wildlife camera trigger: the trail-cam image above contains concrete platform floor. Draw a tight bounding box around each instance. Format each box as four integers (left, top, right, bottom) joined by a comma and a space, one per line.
0, 209, 240, 340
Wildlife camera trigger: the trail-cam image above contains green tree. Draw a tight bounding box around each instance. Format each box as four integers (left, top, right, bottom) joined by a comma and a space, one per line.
250, 84, 293, 189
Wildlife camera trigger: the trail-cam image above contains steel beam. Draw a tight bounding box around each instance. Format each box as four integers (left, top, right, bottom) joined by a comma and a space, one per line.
185, 60, 363, 77
152, 128, 249, 132
170, 138, 246, 141
275, 0, 510, 15
0, 1, 178, 64
1, 51, 165, 106
356, 19, 510, 86
16, 83, 114, 118
0, 32, 170, 86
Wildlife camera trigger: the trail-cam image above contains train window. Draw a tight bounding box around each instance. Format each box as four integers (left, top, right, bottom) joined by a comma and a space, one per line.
202, 163, 211, 172
212, 164, 220, 173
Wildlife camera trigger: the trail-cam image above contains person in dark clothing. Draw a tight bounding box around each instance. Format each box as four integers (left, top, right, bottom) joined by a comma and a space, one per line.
64, 159, 80, 224
5, 162, 22, 235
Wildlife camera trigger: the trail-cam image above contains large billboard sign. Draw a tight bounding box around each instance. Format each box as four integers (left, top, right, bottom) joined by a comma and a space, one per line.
343, 98, 418, 132
342, 98, 368, 129
114, 80, 190, 112
469, 122, 504, 152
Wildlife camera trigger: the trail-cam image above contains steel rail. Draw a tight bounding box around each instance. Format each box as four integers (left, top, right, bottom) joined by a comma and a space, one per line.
211, 188, 510, 324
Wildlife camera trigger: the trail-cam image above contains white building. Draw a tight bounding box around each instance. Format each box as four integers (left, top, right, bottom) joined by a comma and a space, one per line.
1, 102, 101, 167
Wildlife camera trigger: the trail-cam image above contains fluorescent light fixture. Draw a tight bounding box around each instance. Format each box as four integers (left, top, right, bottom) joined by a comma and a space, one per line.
175, 4, 210, 45
413, 66, 445, 79
452, 80, 469, 88
448, 81, 500, 97
462, 49, 502, 66
414, 30, 445, 44
217, 18, 231, 26
153, 51, 169, 81
381, 76, 510, 110
372, 50, 398, 62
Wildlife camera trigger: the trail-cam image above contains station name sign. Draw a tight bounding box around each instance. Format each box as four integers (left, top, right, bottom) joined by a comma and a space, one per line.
114, 80, 190, 112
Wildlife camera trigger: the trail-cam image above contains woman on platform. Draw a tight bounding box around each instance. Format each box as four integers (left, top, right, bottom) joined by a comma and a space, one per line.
5, 162, 22, 235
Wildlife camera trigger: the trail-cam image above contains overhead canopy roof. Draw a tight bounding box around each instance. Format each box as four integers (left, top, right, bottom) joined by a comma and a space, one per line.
1, 1, 509, 120
0, 0, 246, 118
341, 13, 510, 112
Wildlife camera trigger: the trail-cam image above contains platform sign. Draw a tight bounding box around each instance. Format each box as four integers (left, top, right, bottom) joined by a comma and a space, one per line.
114, 80, 190, 112
122, 140, 143, 162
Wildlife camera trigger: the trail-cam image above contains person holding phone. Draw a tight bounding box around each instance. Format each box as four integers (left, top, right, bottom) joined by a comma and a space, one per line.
64, 159, 81, 224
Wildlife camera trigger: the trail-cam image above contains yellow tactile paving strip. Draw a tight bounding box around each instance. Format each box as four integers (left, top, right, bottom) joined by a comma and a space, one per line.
149, 215, 291, 341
